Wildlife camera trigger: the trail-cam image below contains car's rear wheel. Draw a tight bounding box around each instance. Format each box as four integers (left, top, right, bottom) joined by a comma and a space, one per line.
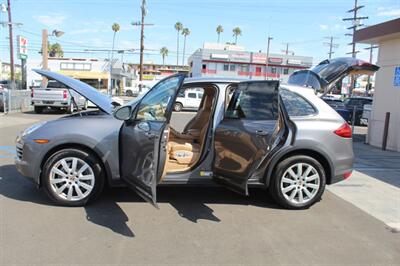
67, 103, 74, 114
269, 155, 326, 209
174, 102, 183, 112
42, 148, 105, 206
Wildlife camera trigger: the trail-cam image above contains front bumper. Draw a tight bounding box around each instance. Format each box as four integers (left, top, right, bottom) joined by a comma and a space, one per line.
15, 136, 40, 185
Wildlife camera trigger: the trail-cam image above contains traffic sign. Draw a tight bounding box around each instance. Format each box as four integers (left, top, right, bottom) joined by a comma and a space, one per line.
17, 35, 28, 60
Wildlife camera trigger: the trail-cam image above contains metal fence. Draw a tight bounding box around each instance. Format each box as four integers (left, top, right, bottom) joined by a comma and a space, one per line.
1, 90, 33, 114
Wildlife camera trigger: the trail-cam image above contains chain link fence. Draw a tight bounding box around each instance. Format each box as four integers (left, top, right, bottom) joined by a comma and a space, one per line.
1, 90, 33, 114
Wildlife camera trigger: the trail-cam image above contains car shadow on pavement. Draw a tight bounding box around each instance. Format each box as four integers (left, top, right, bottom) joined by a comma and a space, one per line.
0, 164, 280, 237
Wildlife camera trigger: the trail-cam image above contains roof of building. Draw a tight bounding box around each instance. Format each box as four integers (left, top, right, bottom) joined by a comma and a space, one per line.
354, 18, 400, 44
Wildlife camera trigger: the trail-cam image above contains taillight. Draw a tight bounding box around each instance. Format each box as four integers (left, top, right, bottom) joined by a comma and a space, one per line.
63, 89, 68, 99
31, 89, 34, 98
334, 123, 352, 138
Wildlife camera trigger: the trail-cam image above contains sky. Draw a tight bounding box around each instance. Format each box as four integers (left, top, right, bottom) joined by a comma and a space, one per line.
0, 0, 399, 66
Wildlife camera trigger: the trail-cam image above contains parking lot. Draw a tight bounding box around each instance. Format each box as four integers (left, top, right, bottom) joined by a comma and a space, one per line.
0, 111, 399, 265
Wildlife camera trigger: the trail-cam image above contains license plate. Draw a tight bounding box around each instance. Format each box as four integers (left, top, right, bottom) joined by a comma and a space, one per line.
43, 101, 54, 104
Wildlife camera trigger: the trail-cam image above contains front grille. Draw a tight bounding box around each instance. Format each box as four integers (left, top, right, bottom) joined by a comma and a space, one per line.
16, 143, 23, 160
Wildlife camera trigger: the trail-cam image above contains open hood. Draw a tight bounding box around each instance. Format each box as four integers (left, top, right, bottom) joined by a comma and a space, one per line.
288, 57, 379, 94
34, 69, 113, 114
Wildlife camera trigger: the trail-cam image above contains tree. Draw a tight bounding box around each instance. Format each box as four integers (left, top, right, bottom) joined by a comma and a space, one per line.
48, 43, 64, 57
181, 28, 190, 66
232, 27, 242, 44
110, 23, 120, 94
160, 47, 169, 67
174, 22, 183, 67
216, 25, 223, 43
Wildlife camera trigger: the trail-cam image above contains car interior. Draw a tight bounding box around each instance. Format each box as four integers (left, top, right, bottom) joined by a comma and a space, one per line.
165, 84, 217, 173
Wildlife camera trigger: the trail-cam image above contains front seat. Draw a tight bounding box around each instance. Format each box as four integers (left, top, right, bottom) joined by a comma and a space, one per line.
170, 94, 214, 141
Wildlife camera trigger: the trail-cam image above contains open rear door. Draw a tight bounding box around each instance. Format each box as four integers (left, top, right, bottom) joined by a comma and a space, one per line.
212, 80, 290, 195
119, 74, 185, 207
288, 57, 379, 94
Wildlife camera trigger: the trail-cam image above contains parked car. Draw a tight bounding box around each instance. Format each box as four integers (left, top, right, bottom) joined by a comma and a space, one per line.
343, 96, 373, 126
0, 86, 7, 112
173, 89, 203, 111
31, 80, 88, 114
15, 58, 379, 209
322, 98, 351, 122
360, 104, 372, 126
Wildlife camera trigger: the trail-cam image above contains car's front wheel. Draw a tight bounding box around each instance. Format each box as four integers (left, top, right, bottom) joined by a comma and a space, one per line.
42, 148, 105, 206
269, 155, 326, 209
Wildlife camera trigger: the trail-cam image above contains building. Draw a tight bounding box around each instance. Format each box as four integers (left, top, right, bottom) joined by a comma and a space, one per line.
354, 18, 400, 151
0, 61, 22, 81
188, 43, 313, 82
27, 57, 136, 93
130, 62, 189, 86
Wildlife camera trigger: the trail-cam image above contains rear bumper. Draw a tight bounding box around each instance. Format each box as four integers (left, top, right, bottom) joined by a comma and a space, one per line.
31, 100, 69, 107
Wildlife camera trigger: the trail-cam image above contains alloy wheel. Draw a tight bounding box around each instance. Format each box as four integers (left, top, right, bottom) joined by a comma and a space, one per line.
49, 157, 95, 201
280, 162, 320, 205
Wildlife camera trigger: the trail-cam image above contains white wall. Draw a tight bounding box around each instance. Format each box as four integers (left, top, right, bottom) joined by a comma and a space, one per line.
368, 38, 400, 151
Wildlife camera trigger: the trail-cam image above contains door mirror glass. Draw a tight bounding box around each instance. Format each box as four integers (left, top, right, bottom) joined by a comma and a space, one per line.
114, 105, 132, 121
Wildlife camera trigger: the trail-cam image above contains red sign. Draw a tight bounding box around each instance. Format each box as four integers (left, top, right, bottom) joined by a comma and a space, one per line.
268, 57, 283, 64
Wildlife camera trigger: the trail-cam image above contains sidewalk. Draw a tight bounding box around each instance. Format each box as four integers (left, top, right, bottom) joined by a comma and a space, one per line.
328, 141, 400, 232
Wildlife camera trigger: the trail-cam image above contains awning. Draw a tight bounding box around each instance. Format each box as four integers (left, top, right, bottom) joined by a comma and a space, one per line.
58, 70, 108, 80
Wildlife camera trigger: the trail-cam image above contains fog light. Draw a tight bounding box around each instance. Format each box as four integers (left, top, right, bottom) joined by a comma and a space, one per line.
343, 171, 352, 179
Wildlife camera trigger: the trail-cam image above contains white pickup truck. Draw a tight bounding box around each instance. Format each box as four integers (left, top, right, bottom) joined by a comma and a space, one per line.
31, 80, 87, 114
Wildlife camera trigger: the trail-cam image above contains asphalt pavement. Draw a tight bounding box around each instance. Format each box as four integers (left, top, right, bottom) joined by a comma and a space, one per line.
0, 110, 399, 265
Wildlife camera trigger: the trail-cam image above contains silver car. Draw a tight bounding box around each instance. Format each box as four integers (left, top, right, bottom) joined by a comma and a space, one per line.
15, 58, 379, 209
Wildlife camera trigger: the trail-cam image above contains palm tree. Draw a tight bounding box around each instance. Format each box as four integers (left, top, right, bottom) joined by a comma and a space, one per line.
110, 23, 120, 94
216, 25, 223, 43
181, 28, 190, 66
48, 43, 64, 57
174, 22, 183, 67
160, 47, 169, 67
232, 27, 242, 44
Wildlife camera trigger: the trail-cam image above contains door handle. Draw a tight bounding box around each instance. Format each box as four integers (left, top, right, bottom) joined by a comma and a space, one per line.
255, 130, 268, 136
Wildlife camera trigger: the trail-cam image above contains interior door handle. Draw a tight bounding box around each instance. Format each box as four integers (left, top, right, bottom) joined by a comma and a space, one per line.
145, 132, 156, 139
255, 130, 268, 136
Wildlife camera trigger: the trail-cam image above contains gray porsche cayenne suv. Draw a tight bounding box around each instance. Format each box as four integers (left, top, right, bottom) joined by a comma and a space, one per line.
15, 58, 379, 209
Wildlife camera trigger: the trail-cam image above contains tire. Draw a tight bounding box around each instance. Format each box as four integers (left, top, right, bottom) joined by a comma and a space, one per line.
126, 90, 134, 97
42, 148, 105, 206
34, 106, 44, 114
174, 102, 183, 112
269, 155, 326, 209
67, 102, 74, 114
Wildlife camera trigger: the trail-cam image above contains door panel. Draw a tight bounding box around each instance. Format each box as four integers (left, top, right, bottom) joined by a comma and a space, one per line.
213, 80, 287, 195
120, 74, 185, 206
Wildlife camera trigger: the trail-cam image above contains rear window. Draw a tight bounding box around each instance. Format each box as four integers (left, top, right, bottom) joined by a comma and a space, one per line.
280, 89, 316, 117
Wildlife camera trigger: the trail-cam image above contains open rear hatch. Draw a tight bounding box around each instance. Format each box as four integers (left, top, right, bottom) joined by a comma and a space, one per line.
287, 57, 379, 94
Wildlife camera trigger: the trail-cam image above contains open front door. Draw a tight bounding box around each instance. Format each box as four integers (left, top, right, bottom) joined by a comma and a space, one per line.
213, 80, 289, 195
119, 74, 185, 207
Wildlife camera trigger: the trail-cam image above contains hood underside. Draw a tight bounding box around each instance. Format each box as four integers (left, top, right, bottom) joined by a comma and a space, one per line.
34, 69, 113, 114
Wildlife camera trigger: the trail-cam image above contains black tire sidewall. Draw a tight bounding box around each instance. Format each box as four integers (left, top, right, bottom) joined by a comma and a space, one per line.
42, 148, 105, 206
270, 155, 326, 209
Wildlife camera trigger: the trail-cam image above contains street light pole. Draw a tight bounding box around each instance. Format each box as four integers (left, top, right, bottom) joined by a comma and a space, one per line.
6, 0, 15, 88
264, 36, 273, 80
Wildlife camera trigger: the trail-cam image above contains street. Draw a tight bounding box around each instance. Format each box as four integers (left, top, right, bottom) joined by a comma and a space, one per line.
0, 111, 399, 265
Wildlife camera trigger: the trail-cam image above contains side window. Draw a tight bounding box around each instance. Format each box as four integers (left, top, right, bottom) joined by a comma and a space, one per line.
198, 93, 203, 99
226, 82, 278, 120
188, 92, 197, 99
136, 76, 182, 121
280, 89, 316, 117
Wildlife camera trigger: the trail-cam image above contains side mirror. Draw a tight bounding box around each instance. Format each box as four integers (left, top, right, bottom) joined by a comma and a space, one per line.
114, 105, 132, 121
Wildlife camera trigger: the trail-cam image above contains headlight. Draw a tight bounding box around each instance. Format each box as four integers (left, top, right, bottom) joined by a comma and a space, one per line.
22, 121, 47, 136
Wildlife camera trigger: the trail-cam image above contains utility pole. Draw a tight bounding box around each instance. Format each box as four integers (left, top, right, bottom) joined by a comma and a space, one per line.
264, 36, 273, 80
132, 0, 153, 82
364, 44, 379, 95
343, 0, 368, 94
282, 42, 289, 55
323, 36, 339, 59
41, 29, 49, 87
6, 0, 15, 88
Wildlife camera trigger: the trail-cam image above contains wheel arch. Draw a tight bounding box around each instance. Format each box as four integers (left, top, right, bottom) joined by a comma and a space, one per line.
264, 147, 333, 187
39, 143, 112, 187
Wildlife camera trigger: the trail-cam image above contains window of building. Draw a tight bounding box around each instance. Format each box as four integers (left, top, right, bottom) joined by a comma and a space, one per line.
280, 89, 316, 117
271, 67, 277, 74
240, 65, 249, 72
60, 62, 91, 71
202, 64, 207, 70
223, 64, 229, 71
283, 68, 289, 75
255, 67, 262, 73
226, 82, 279, 120
229, 64, 236, 71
